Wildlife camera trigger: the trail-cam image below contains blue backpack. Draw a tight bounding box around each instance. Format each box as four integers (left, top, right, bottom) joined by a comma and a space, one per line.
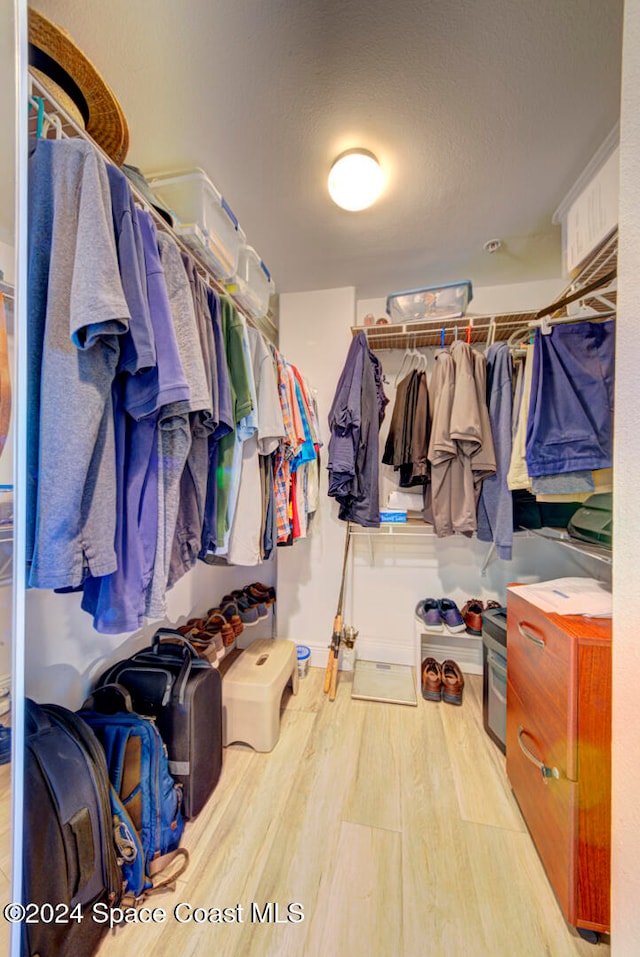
79, 683, 188, 899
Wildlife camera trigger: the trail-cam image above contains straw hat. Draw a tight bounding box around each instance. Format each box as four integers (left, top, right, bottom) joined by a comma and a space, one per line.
28, 7, 129, 166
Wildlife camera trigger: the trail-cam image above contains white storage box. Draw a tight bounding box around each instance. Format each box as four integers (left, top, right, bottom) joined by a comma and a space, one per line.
145, 167, 245, 280
386, 280, 472, 324
227, 245, 275, 320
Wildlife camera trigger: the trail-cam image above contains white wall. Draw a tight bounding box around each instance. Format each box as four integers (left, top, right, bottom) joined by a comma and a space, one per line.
277, 279, 600, 671
24, 555, 276, 709
611, 3, 640, 953
276, 287, 356, 664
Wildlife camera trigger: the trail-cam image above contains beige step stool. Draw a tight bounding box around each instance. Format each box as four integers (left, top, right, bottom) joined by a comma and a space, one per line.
222, 639, 298, 751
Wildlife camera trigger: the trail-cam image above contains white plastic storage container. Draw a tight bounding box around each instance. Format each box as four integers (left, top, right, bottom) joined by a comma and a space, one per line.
386, 280, 472, 324
145, 167, 245, 280
227, 245, 275, 320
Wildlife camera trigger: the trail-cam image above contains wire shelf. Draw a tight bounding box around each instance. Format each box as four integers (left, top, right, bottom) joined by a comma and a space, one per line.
354, 231, 618, 351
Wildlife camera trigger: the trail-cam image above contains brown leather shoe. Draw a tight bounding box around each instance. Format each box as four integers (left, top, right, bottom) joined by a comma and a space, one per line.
441, 659, 464, 705
203, 612, 236, 648
208, 604, 244, 638
421, 657, 443, 702
461, 599, 484, 635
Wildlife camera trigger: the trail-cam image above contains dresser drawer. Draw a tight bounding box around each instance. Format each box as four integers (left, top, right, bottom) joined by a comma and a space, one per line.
507, 591, 577, 780
506, 677, 578, 923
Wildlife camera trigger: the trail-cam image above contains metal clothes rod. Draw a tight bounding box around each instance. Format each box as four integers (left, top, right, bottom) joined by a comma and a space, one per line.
535, 268, 617, 319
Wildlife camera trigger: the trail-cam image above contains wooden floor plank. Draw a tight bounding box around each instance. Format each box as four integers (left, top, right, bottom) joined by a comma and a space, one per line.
343, 699, 402, 832
303, 821, 402, 957
280, 664, 325, 714
440, 675, 525, 832
464, 820, 611, 957
228, 670, 366, 957
398, 686, 491, 955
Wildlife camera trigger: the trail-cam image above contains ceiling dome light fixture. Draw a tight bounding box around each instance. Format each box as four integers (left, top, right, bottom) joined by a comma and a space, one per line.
328, 148, 384, 211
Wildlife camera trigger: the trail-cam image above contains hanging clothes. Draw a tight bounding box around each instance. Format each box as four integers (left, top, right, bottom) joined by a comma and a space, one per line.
525, 321, 615, 476
382, 367, 430, 487
199, 287, 234, 560
273, 346, 297, 544
145, 229, 210, 616
328, 332, 388, 527
213, 297, 253, 551
81, 201, 190, 633
0, 294, 10, 461
227, 326, 284, 565
166, 251, 218, 586
426, 341, 495, 537
28, 138, 131, 590
507, 344, 534, 491
477, 342, 514, 560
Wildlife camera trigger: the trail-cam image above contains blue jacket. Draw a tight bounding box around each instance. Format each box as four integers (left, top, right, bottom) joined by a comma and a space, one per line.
328, 333, 388, 527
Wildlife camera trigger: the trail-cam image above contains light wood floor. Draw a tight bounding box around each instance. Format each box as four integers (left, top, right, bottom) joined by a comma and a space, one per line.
75, 667, 610, 957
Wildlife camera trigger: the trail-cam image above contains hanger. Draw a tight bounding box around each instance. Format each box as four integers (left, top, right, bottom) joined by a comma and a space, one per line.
29, 95, 45, 138
507, 323, 534, 355
465, 318, 473, 344
486, 317, 496, 347
394, 339, 416, 386
43, 113, 64, 140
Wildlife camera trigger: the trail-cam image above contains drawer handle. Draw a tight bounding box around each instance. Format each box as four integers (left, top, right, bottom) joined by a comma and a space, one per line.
517, 621, 545, 648
517, 726, 560, 780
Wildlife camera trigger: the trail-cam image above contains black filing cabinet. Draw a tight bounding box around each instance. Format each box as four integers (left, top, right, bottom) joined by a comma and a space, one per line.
482, 606, 508, 753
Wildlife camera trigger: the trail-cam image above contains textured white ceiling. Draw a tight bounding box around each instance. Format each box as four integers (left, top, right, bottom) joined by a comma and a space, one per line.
31, 0, 623, 299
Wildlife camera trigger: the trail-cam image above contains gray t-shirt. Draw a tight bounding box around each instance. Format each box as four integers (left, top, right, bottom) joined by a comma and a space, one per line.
146, 231, 213, 615
29, 139, 130, 589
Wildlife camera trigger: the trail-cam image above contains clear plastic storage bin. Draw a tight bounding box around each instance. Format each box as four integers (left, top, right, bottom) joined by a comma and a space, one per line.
226, 245, 275, 320
145, 167, 245, 280
386, 280, 472, 323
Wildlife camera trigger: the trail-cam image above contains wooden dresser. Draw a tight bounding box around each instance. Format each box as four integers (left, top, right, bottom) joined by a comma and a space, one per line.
506, 587, 611, 938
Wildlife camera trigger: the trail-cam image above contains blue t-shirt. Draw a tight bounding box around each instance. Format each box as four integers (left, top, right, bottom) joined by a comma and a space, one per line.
106, 164, 156, 377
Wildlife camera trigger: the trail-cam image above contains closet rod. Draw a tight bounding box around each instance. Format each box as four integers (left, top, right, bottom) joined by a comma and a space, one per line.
27, 72, 276, 343
535, 268, 617, 319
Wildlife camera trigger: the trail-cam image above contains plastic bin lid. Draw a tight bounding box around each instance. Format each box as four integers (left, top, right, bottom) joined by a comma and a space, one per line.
296, 645, 311, 659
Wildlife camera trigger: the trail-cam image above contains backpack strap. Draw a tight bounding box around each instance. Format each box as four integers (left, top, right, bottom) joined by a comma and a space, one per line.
82, 682, 135, 715
146, 847, 190, 892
